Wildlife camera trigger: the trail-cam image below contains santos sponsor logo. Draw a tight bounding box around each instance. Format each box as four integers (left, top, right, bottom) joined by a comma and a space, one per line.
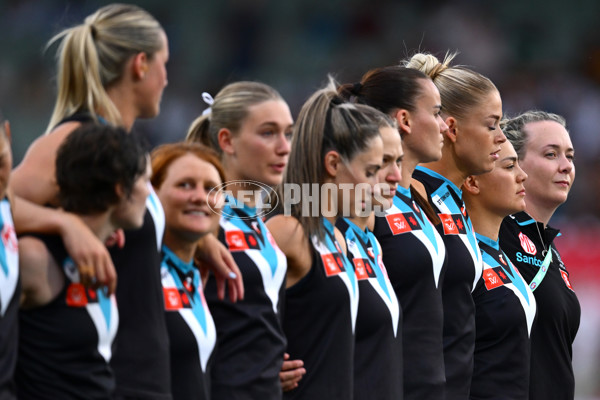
515, 251, 544, 267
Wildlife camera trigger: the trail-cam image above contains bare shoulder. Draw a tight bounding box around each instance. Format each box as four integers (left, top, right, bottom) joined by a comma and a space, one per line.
11, 121, 80, 204
266, 215, 305, 252
266, 215, 312, 287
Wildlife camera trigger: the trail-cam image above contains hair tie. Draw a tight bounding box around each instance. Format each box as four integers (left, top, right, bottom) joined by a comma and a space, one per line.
201, 92, 214, 116
330, 95, 344, 106
352, 82, 362, 95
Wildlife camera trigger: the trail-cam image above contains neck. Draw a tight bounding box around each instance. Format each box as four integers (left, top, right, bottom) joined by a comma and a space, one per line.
223, 161, 260, 208
524, 201, 557, 227
419, 153, 468, 188
349, 215, 368, 231
465, 202, 503, 241
400, 150, 420, 189
106, 84, 136, 131
79, 212, 117, 243
163, 231, 199, 264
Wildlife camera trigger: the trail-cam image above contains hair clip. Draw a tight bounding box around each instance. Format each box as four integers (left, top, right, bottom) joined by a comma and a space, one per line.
201, 92, 214, 116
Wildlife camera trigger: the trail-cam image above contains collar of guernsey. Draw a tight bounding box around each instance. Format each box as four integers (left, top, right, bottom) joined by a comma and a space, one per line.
476, 232, 530, 302
509, 212, 557, 292
317, 217, 359, 333
342, 217, 400, 337
415, 166, 482, 291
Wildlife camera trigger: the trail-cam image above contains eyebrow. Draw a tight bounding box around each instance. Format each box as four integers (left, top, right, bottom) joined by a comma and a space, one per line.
259, 121, 294, 129
543, 144, 575, 153
501, 156, 517, 163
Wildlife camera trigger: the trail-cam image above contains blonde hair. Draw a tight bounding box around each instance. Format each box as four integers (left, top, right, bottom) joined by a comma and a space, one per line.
404, 52, 497, 121
285, 77, 391, 241
185, 81, 283, 154
46, 3, 164, 132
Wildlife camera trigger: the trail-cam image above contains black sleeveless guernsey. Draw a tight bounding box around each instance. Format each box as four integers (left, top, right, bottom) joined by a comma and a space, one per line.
413, 166, 482, 400
0, 197, 19, 400
372, 185, 447, 400
471, 233, 536, 400
499, 212, 580, 400
205, 198, 287, 399
161, 246, 216, 400
16, 234, 118, 399
283, 218, 359, 400
110, 194, 170, 400
56, 113, 172, 399
336, 218, 402, 400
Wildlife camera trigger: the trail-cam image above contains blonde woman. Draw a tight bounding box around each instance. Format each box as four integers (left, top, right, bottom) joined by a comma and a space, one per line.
405, 52, 507, 400
10, 5, 240, 398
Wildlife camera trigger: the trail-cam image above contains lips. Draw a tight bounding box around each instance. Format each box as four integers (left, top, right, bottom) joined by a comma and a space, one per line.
490, 148, 501, 160
270, 163, 286, 173
554, 180, 570, 188
184, 208, 211, 216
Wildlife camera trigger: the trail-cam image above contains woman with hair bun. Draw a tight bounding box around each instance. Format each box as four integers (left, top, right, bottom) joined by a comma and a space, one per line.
339, 66, 448, 400
405, 52, 507, 400
267, 79, 386, 399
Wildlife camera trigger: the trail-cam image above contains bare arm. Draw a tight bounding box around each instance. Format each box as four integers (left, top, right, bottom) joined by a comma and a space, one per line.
19, 236, 64, 309
11, 122, 79, 205
266, 215, 312, 288
10, 121, 117, 293
11, 194, 117, 294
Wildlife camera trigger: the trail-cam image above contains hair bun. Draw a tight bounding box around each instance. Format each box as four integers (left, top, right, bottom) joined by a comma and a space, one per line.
403, 51, 457, 80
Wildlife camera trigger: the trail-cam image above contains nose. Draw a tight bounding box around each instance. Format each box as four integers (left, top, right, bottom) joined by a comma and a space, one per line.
191, 186, 208, 204
438, 115, 449, 133
276, 132, 291, 155
558, 154, 574, 174
496, 127, 507, 144
516, 163, 528, 183
387, 162, 402, 184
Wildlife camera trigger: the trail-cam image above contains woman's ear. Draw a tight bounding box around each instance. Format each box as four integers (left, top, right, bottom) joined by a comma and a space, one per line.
3, 121, 12, 142
323, 150, 341, 178
394, 109, 411, 135
462, 175, 480, 195
445, 116, 458, 143
132, 52, 148, 80
115, 183, 125, 199
217, 128, 235, 155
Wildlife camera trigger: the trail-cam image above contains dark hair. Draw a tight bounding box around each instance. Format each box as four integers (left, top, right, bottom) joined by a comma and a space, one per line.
339, 66, 441, 225
338, 66, 430, 116
56, 123, 147, 214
